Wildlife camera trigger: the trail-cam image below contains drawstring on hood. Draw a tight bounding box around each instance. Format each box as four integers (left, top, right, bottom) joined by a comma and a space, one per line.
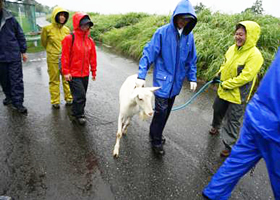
171, 0, 197, 35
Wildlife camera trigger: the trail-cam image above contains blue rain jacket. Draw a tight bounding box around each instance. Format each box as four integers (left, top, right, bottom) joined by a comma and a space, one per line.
138, 0, 197, 98
245, 48, 280, 143
0, 9, 27, 62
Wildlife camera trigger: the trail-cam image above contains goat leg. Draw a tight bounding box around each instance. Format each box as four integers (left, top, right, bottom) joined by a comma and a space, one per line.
113, 115, 123, 157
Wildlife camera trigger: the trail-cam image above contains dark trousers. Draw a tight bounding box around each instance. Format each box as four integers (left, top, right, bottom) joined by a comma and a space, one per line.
150, 96, 176, 146
0, 62, 24, 105
211, 96, 246, 149
0, 62, 11, 99
68, 77, 89, 118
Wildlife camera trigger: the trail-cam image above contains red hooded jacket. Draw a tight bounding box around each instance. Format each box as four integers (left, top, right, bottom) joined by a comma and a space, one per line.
61, 12, 97, 78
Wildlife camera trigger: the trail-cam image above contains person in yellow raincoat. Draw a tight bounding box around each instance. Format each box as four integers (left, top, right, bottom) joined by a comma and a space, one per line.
209, 21, 263, 157
41, 6, 72, 109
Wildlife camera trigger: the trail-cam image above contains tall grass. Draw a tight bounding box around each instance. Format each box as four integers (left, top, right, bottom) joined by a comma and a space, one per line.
43, 10, 280, 81
90, 12, 149, 42
195, 9, 280, 80
101, 15, 170, 60
89, 9, 280, 81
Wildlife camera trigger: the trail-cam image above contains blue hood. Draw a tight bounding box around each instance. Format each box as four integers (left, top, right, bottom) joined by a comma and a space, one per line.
138, 0, 197, 98
171, 0, 197, 35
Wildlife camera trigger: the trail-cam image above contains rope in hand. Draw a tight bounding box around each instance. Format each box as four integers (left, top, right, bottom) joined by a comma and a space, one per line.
172, 79, 221, 111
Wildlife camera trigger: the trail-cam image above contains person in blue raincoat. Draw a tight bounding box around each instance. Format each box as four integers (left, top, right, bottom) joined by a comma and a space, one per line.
136, 0, 198, 155
202, 48, 280, 200
0, 0, 28, 114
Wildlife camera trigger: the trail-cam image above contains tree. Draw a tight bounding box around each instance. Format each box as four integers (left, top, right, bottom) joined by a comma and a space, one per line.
251, 0, 264, 14
243, 0, 264, 15
194, 2, 206, 14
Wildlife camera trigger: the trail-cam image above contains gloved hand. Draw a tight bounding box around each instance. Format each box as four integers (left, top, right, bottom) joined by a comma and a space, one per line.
135, 78, 145, 87
212, 76, 221, 84
190, 82, 197, 92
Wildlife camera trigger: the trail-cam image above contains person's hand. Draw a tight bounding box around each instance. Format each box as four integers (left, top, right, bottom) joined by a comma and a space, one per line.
212, 76, 221, 84
92, 76, 96, 81
190, 82, 197, 92
135, 78, 145, 87
22, 53, 27, 62
64, 74, 72, 81
220, 82, 228, 90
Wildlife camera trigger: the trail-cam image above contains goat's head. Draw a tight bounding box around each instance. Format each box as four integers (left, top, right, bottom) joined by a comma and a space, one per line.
132, 87, 160, 117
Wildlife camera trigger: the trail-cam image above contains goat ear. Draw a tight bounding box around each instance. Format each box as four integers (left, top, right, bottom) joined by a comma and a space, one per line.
147, 87, 161, 92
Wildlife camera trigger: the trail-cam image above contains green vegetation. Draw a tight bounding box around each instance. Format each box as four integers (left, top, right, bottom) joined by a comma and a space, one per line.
193, 9, 280, 80
26, 40, 45, 53
88, 10, 280, 81
99, 14, 169, 60
27, 44, 45, 53
16, 16, 33, 32
43, 5, 280, 81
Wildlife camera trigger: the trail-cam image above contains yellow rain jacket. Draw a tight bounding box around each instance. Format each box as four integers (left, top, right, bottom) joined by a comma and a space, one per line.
41, 7, 70, 63
218, 21, 264, 104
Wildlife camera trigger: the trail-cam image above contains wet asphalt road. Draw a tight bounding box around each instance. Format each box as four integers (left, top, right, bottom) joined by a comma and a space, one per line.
0, 46, 274, 200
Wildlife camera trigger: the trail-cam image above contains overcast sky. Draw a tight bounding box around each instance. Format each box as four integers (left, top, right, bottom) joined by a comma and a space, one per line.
35, 0, 280, 18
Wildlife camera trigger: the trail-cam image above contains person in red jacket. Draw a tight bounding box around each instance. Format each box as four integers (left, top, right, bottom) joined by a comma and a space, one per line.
61, 12, 97, 125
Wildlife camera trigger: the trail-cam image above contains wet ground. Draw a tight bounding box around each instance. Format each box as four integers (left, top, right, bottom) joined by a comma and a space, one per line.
0, 47, 274, 200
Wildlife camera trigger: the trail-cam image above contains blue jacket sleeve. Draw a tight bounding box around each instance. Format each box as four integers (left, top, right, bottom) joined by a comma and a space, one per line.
185, 34, 197, 82
138, 30, 161, 80
14, 18, 27, 54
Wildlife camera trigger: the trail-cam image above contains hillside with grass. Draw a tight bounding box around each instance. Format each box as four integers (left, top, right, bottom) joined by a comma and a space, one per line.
46, 9, 280, 81
88, 10, 280, 81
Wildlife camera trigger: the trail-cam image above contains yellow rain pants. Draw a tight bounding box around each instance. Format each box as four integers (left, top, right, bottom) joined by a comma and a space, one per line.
47, 62, 72, 104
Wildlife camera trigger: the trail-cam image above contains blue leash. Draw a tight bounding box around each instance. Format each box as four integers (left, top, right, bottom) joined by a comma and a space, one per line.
172, 80, 220, 111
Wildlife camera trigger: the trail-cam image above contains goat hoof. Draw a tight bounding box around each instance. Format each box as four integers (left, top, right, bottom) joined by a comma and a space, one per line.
113, 150, 119, 158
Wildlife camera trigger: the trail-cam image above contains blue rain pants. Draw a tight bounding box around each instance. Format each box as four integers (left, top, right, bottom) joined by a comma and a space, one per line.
203, 122, 280, 200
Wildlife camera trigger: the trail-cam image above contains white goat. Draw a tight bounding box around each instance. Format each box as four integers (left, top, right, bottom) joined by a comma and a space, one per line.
113, 74, 160, 157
